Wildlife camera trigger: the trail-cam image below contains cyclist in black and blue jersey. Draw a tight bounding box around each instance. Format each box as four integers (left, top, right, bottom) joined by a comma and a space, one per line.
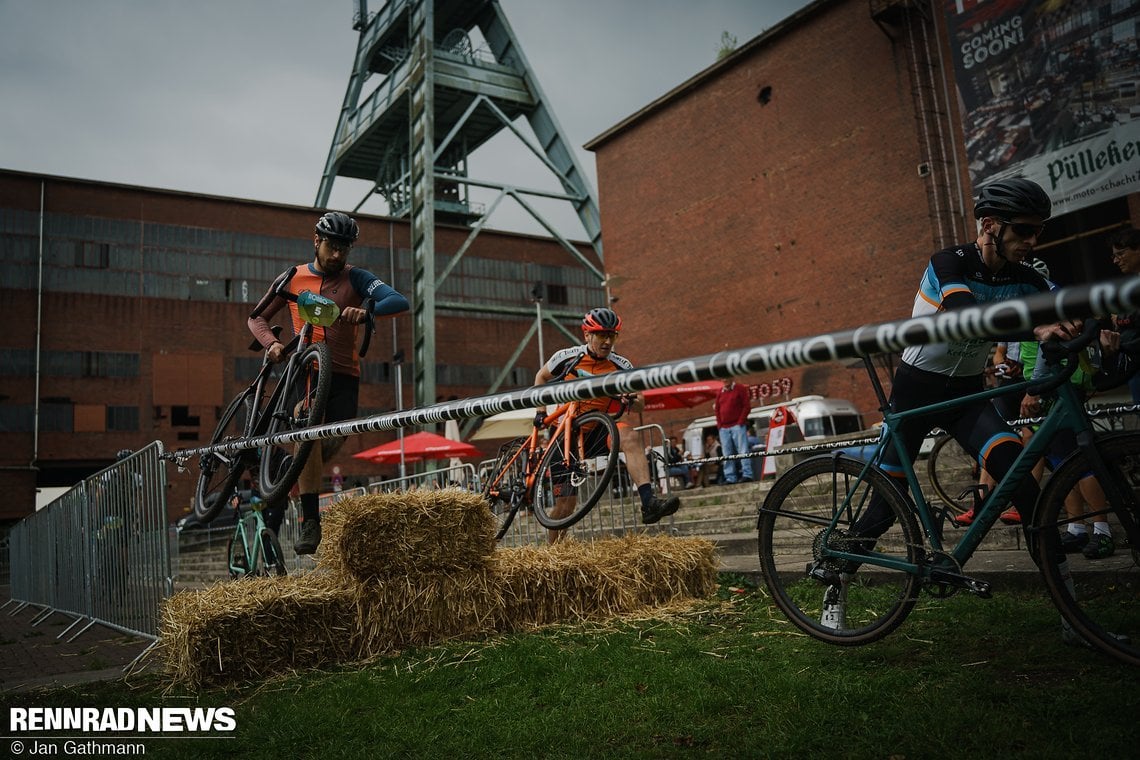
825, 179, 1081, 629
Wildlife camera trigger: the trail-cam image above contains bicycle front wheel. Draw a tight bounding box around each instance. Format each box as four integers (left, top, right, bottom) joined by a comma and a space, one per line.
258, 342, 332, 503
757, 455, 922, 645
482, 437, 529, 539
532, 411, 620, 530
927, 434, 977, 515
259, 528, 287, 577
1035, 433, 1140, 666
195, 392, 254, 523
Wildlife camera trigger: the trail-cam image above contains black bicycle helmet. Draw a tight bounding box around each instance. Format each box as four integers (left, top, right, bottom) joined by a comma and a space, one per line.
973, 177, 1051, 220
582, 307, 622, 333
315, 211, 360, 242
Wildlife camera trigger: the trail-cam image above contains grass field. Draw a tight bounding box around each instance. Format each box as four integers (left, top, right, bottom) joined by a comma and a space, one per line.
3, 577, 1137, 759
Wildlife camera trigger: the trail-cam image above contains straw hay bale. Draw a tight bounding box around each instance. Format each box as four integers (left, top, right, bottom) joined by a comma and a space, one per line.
491, 535, 718, 631
157, 523, 718, 688
353, 570, 504, 659
318, 489, 496, 581
155, 572, 357, 688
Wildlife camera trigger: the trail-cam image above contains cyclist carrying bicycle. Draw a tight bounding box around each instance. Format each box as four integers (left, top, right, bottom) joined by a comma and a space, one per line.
834, 179, 1081, 624
247, 211, 409, 554
533, 307, 681, 540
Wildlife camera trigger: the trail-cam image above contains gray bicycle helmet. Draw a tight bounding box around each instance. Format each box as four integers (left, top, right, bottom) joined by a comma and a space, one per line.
315, 211, 360, 242
973, 178, 1051, 220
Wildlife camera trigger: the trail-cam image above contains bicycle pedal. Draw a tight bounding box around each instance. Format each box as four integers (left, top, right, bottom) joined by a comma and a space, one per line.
928, 567, 991, 598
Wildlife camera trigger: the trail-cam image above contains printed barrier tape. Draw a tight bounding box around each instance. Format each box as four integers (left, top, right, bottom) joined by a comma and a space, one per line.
166, 278, 1140, 468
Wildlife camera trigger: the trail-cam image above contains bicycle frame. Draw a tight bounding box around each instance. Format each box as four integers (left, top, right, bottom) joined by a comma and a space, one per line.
819, 368, 1127, 580
229, 505, 268, 576
490, 401, 581, 503
227, 500, 285, 577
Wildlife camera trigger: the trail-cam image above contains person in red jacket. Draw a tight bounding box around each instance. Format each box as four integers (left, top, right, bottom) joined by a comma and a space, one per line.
714, 379, 754, 484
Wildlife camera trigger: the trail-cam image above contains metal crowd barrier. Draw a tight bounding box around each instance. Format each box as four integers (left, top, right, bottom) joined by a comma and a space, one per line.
5, 443, 172, 646
367, 463, 482, 494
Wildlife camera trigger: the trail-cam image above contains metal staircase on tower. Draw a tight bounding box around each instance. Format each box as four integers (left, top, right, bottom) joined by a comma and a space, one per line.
316, 0, 603, 408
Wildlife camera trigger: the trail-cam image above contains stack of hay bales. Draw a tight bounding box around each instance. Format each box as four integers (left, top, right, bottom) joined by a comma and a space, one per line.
158, 489, 717, 687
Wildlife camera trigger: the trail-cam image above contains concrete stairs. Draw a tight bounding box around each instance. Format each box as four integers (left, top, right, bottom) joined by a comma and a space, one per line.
170, 477, 1030, 589
660, 478, 1028, 584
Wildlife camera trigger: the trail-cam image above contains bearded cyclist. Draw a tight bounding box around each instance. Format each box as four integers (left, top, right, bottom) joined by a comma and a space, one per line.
533, 307, 681, 542
247, 211, 409, 555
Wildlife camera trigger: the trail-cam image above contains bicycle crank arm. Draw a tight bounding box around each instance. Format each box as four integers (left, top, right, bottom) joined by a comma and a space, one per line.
927, 569, 992, 598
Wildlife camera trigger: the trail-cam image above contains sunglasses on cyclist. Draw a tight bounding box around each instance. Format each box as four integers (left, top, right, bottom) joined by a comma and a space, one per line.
1001, 220, 1045, 239
587, 331, 619, 341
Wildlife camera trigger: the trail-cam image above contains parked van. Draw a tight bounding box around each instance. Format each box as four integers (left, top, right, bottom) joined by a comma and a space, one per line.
681, 395, 865, 458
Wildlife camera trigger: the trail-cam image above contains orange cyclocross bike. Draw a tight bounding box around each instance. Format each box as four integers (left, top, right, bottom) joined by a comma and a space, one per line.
482, 397, 632, 539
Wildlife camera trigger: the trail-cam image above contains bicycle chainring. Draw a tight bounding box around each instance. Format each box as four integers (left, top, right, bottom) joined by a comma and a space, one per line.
922, 551, 962, 598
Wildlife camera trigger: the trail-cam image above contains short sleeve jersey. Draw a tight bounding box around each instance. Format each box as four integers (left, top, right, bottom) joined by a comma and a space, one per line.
542, 345, 634, 414
900, 243, 1053, 377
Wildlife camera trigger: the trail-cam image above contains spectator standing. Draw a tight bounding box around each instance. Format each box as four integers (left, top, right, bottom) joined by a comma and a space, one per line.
1110, 226, 1140, 402
714, 379, 754, 484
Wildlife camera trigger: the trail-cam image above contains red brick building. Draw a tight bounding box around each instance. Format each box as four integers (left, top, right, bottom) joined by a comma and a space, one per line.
587, 0, 1138, 434
0, 170, 602, 522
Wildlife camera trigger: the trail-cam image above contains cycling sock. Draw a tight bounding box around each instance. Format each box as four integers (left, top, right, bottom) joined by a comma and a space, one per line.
637, 483, 653, 507
300, 493, 320, 523
1093, 521, 1111, 537
1067, 523, 1088, 536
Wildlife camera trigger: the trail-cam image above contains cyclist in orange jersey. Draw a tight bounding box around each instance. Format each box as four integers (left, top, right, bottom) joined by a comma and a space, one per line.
533, 307, 680, 541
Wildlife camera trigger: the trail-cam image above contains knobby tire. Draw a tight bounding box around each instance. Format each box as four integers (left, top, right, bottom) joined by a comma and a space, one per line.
194, 392, 254, 523
532, 411, 620, 531
258, 342, 332, 503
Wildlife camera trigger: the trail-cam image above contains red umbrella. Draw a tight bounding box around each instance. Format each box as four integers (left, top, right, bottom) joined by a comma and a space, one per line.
641, 381, 722, 412
352, 432, 482, 464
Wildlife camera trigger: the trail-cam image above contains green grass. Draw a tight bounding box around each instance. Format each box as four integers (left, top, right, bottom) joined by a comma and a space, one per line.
3, 578, 1138, 759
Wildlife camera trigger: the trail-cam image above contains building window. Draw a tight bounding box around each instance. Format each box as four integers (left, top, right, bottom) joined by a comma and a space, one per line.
361, 361, 393, 385
171, 406, 200, 427
546, 283, 568, 305
107, 406, 139, 431
0, 349, 34, 376
76, 241, 110, 269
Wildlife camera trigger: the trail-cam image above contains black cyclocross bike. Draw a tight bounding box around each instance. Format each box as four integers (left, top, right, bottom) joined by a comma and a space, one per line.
192, 269, 374, 524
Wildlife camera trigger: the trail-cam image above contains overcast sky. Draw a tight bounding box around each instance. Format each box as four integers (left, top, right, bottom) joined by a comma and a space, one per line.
0, 0, 811, 236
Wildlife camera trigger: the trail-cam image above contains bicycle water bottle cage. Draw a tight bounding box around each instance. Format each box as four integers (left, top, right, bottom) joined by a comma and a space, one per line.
296, 290, 341, 327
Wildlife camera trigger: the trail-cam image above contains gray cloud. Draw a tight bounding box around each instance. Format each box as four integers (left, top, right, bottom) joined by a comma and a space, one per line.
0, 0, 808, 232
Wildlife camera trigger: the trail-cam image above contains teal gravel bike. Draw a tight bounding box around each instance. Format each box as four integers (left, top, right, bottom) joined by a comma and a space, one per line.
757, 321, 1140, 665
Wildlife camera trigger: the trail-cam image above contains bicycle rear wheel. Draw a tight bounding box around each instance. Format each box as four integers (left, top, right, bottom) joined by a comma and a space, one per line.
532, 411, 620, 530
482, 437, 529, 539
194, 392, 254, 523
927, 434, 977, 515
1034, 433, 1140, 666
757, 455, 922, 645
258, 342, 331, 503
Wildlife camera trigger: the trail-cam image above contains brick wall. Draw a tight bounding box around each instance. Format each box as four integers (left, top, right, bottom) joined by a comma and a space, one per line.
591, 0, 957, 422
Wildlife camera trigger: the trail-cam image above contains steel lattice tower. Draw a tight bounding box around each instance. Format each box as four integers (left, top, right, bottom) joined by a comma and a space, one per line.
316, 0, 603, 408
